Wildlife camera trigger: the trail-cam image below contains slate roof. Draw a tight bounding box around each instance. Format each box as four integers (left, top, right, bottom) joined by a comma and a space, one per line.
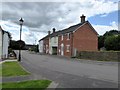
39, 21, 98, 41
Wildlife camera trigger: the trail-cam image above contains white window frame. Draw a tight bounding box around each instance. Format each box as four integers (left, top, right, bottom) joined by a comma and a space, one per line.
67, 33, 70, 40
61, 35, 63, 41
66, 45, 70, 52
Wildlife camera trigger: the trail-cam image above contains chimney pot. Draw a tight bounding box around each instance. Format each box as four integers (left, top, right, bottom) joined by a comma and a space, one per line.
80, 14, 86, 23
53, 28, 56, 33
48, 31, 51, 35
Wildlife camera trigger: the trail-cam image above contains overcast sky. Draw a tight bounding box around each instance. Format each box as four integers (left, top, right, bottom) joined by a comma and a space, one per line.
0, 0, 119, 44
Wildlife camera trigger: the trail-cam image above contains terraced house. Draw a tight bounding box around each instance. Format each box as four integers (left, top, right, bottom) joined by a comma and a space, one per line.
39, 15, 98, 57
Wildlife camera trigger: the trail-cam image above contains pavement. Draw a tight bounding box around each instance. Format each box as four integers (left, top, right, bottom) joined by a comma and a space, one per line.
1, 59, 58, 89
1, 51, 119, 89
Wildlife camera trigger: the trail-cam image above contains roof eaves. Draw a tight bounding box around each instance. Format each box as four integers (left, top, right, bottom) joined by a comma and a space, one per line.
59, 21, 86, 35
39, 21, 88, 41
39, 35, 49, 41
86, 21, 98, 35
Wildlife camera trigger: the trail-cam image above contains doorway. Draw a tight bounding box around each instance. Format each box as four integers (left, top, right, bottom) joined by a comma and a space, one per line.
52, 47, 57, 55
61, 43, 64, 56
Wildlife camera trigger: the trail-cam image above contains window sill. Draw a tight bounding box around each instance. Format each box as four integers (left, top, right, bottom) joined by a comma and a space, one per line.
66, 50, 70, 52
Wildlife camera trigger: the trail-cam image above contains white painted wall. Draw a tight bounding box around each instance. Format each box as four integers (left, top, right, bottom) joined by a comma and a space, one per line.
49, 36, 58, 54
2, 32, 10, 59
0, 29, 2, 59
39, 40, 43, 53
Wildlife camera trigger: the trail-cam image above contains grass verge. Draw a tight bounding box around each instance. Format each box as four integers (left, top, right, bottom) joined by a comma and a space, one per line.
1, 61, 30, 77
1, 80, 51, 90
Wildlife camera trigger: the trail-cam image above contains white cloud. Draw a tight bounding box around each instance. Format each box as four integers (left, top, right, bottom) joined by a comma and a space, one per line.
0, 1, 118, 44
2, 0, 119, 2
59, 0, 118, 20
93, 21, 118, 35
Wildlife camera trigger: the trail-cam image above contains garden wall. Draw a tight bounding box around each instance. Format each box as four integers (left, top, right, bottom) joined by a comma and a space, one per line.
78, 51, 120, 61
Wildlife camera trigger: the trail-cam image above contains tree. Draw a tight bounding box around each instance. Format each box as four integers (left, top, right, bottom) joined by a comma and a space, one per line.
9, 40, 25, 50
103, 30, 119, 37
30, 45, 39, 52
17, 40, 25, 50
98, 30, 120, 51
104, 35, 120, 50
98, 36, 105, 50
9, 40, 18, 50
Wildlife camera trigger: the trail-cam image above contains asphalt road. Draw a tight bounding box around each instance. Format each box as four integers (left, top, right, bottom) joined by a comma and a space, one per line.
19, 51, 118, 88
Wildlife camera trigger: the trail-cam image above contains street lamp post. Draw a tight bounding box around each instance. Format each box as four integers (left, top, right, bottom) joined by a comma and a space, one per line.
18, 18, 24, 62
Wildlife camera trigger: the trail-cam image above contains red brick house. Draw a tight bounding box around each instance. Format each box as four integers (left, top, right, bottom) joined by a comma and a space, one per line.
57, 15, 98, 57
39, 15, 98, 57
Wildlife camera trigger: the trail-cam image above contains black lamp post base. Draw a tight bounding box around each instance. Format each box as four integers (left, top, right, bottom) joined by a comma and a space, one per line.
18, 56, 21, 62
18, 50, 21, 62
18, 59, 21, 62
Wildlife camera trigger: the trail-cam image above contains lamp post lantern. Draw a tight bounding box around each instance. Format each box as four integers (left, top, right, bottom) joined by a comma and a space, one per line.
18, 17, 24, 62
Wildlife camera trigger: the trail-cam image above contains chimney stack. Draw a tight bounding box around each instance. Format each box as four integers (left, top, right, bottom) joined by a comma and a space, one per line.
48, 31, 51, 35
53, 28, 56, 33
80, 14, 86, 23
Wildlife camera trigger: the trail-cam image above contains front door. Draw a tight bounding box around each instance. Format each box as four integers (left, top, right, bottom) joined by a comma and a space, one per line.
52, 47, 57, 55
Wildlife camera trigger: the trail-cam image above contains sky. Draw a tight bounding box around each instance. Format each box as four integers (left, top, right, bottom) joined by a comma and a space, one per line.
0, 0, 119, 44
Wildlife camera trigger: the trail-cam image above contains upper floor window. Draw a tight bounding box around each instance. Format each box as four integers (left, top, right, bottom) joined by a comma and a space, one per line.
61, 35, 63, 41
67, 33, 70, 40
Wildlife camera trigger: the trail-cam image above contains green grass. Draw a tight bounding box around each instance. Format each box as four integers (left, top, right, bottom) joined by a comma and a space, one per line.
0, 64, 2, 76
1, 80, 51, 90
2, 61, 30, 77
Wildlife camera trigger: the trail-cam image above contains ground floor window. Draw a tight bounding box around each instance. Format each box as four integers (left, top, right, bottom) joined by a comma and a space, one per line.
66, 45, 70, 52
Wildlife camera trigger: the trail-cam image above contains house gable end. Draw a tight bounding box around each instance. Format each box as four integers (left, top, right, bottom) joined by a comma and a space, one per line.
73, 21, 98, 35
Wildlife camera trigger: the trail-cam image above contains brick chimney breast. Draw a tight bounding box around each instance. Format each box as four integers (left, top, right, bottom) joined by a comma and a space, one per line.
80, 14, 86, 23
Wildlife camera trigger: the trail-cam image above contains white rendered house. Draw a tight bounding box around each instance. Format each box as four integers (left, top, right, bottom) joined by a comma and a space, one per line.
2, 31, 10, 59
0, 26, 10, 59
49, 36, 58, 55
38, 40, 44, 53
0, 26, 3, 60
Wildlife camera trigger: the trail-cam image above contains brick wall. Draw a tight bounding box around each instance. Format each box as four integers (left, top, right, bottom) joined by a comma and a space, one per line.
58, 33, 72, 57
78, 51, 119, 61
58, 23, 98, 57
73, 23, 98, 52
43, 37, 49, 54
